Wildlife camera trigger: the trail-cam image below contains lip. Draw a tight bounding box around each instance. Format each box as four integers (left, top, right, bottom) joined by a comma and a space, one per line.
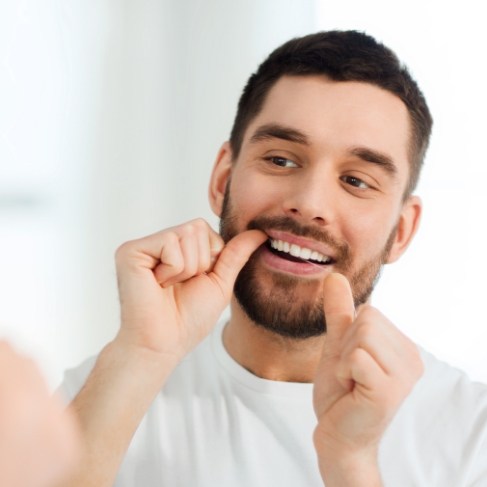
258, 242, 334, 277
259, 245, 332, 276
265, 230, 337, 261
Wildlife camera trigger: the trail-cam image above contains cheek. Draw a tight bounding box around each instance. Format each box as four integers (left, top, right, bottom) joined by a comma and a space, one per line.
230, 173, 282, 218
342, 207, 399, 258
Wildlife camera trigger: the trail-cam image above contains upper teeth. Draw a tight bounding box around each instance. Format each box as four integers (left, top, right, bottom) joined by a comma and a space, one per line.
269, 239, 331, 263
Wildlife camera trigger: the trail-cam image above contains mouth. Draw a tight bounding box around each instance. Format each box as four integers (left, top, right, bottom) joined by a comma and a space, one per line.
266, 238, 335, 266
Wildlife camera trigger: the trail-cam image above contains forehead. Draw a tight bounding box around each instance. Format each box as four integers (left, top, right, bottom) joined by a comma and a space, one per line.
242, 75, 412, 180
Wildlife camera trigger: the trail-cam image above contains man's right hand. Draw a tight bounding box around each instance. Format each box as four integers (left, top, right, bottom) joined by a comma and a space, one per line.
114, 218, 266, 366
62, 220, 266, 487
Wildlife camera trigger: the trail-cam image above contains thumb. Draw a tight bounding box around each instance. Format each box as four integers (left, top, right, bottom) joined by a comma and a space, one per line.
323, 273, 355, 347
210, 229, 267, 295
314, 273, 356, 417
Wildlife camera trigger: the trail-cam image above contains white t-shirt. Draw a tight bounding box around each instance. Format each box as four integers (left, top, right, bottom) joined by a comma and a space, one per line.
61, 321, 487, 486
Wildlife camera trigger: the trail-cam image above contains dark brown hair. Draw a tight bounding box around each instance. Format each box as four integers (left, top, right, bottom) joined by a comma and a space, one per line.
229, 30, 433, 196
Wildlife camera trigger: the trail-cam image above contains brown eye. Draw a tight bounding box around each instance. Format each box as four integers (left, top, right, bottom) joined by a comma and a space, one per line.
341, 175, 370, 189
267, 156, 299, 168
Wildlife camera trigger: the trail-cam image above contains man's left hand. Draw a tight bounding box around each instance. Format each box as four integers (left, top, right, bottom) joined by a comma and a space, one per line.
312, 273, 424, 486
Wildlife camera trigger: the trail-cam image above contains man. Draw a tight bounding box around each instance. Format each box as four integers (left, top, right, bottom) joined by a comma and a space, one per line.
0, 341, 79, 487
60, 31, 487, 486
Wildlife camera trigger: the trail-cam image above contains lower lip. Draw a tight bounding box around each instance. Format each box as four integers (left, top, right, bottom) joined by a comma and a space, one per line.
259, 245, 331, 276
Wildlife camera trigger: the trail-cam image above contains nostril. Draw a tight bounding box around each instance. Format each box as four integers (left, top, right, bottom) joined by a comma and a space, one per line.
286, 208, 326, 225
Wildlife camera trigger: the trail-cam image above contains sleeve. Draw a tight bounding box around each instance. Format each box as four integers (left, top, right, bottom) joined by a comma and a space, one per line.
467, 387, 487, 486
56, 355, 98, 404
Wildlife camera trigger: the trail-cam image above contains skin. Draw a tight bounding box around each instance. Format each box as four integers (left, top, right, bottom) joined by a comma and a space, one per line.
210, 75, 421, 378
211, 76, 424, 483
0, 341, 80, 487
62, 75, 424, 487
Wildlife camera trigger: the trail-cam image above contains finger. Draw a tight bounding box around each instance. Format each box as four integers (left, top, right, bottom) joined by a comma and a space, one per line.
153, 232, 185, 285
163, 234, 200, 286
339, 309, 398, 376
208, 228, 225, 261
339, 306, 420, 378
336, 347, 387, 395
323, 273, 355, 344
195, 229, 212, 274
161, 225, 224, 286
204, 228, 225, 272
120, 219, 213, 273
210, 229, 267, 295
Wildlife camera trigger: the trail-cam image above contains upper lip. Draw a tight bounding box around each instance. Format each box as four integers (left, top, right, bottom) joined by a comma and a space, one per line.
265, 230, 337, 261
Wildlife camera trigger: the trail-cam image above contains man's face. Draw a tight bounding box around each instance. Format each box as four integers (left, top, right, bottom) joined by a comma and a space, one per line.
212, 75, 420, 339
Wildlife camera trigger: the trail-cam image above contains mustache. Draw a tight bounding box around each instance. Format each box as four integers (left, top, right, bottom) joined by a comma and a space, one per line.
246, 215, 351, 263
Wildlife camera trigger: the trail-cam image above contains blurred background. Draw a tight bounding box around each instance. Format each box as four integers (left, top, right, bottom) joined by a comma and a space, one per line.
1, 0, 486, 388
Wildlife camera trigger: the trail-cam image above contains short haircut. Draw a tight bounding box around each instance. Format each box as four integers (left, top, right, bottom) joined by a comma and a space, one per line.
229, 30, 433, 197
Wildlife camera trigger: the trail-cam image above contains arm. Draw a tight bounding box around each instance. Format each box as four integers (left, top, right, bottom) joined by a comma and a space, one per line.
0, 341, 79, 487
61, 219, 266, 487
313, 273, 424, 487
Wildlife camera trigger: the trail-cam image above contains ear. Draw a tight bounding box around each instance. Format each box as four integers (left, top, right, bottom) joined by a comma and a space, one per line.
386, 195, 422, 264
208, 141, 233, 217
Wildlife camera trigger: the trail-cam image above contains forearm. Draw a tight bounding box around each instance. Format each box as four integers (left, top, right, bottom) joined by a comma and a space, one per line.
59, 339, 177, 487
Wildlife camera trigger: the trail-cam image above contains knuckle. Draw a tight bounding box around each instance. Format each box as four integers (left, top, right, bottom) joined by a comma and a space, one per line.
184, 260, 198, 276
183, 218, 208, 237
170, 260, 185, 274
163, 231, 180, 249
181, 224, 196, 237
355, 322, 375, 343
358, 305, 381, 321
345, 347, 366, 369
191, 217, 208, 230
199, 252, 211, 271
410, 349, 425, 378
115, 240, 133, 262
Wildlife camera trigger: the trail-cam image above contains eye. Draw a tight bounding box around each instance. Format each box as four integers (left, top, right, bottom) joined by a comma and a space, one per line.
266, 156, 299, 168
341, 175, 371, 190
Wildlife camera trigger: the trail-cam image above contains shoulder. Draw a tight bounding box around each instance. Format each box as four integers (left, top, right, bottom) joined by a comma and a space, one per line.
387, 347, 487, 439
58, 326, 221, 403
416, 348, 487, 411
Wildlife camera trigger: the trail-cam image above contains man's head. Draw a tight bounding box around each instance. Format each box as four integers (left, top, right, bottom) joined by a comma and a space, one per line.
209, 31, 431, 339
230, 30, 432, 198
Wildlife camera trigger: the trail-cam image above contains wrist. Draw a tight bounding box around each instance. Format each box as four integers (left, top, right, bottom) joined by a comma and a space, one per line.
314, 433, 382, 487
108, 335, 180, 383
317, 455, 382, 487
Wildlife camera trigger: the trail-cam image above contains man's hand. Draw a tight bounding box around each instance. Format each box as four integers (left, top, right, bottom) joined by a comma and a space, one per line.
313, 273, 423, 486
0, 341, 80, 487
114, 219, 266, 362
63, 220, 266, 487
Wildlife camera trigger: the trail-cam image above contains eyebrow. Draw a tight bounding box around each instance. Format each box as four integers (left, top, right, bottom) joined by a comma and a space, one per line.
348, 147, 398, 177
249, 123, 310, 146
249, 123, 398, 177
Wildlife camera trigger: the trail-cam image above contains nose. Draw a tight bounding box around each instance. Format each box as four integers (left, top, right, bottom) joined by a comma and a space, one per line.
282, 168, 335, 225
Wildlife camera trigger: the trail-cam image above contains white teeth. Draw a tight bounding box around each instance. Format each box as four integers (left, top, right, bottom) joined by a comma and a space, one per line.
300, 248, 312, 260
290, 244, 301, 257
269, 239, 330, 263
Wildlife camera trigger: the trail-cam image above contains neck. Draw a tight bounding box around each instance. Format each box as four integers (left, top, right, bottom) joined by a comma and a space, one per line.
223, 297, 325, 383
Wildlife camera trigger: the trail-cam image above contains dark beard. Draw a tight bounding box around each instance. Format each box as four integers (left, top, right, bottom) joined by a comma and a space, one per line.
220, 186, 395, 339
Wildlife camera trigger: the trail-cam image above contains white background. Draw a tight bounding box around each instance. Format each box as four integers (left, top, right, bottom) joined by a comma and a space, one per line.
1, 0, 486, 388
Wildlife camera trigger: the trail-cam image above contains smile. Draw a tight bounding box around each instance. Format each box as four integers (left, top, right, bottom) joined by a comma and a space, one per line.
267, 239, 333, 265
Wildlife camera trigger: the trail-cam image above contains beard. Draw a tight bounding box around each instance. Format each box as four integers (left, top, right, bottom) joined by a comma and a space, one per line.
219, 186, 396, 340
